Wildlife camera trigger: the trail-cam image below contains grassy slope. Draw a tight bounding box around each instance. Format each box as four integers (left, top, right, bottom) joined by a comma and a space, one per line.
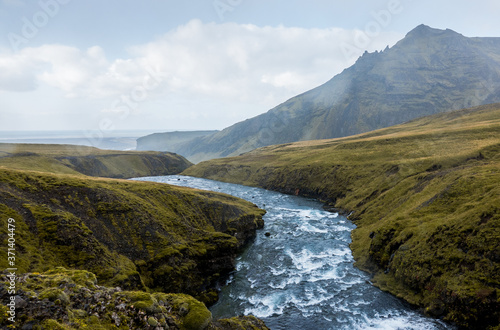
183, 103, 500, 328
0, 145, 267, 328
0, 167, 264, 296
0, 143, 192, 178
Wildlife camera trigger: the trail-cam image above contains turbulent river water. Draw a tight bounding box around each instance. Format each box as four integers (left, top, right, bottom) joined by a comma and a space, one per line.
135, 175, 454, 330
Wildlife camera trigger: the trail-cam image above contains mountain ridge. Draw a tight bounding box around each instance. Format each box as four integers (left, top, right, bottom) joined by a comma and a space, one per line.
141, 25, 500, 163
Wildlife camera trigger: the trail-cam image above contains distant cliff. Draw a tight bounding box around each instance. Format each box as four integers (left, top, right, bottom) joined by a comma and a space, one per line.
168, 25, 500, 162
0, 143, 192, 178
136, 130, 218, 154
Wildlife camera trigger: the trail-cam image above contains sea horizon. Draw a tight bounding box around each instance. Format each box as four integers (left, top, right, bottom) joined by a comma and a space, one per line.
0, 129, 173, 151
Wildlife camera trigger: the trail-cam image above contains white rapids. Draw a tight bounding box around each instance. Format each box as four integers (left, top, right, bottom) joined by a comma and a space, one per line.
133, 175, 455, 330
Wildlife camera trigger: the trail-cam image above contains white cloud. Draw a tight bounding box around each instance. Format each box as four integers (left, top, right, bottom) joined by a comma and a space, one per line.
33, 45, 107, 96
0, 20, 402, 129
0, 44, 109, 95
1, 19, 401, 96
0, 51, 39, 91
127, 20, 401, 105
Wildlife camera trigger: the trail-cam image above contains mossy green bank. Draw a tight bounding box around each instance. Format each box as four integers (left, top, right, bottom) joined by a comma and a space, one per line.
0, 267, 270, 329
184, 103, 500, 329
0, 144, 267, 328
0, 167, 265, 297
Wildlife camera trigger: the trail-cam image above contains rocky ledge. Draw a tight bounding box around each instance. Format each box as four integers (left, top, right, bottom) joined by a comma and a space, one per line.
0, 268, 269, 329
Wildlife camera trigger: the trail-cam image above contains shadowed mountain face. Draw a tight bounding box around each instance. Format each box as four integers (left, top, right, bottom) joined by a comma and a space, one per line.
155, 25, 500, 163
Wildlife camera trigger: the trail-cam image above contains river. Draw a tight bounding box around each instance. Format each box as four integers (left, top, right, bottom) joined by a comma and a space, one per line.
133, 175, 454, 330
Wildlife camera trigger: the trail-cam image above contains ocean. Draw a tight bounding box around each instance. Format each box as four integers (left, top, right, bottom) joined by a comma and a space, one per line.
0, 130, 163, 151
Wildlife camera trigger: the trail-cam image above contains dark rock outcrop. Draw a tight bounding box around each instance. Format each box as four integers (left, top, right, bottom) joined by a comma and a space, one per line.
0, 268, 269, 329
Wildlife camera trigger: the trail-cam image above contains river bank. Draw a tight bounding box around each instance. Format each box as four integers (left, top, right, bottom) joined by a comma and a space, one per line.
182, 104, 500, 328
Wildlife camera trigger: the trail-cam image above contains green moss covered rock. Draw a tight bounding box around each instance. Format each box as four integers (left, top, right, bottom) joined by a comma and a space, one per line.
167, 294, 213, 330
0, 268, 268, 329
38, 288, 70, 306
210, 315, 271, 330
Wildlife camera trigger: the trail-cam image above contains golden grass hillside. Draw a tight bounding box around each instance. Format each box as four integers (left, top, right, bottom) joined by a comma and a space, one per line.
183, 103, 500, 328
0, 143, 192, 178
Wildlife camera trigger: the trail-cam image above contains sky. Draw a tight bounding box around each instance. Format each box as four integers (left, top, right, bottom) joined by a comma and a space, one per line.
1, 0, 499, 134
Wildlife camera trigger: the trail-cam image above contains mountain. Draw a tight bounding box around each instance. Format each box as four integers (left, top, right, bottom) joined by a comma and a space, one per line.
183, 103, 500, 328
162, 25, 500, 163
136, 130, 219, 153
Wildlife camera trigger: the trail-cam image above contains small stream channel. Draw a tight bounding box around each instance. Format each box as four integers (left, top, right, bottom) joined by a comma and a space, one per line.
134, 175, 454, 330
